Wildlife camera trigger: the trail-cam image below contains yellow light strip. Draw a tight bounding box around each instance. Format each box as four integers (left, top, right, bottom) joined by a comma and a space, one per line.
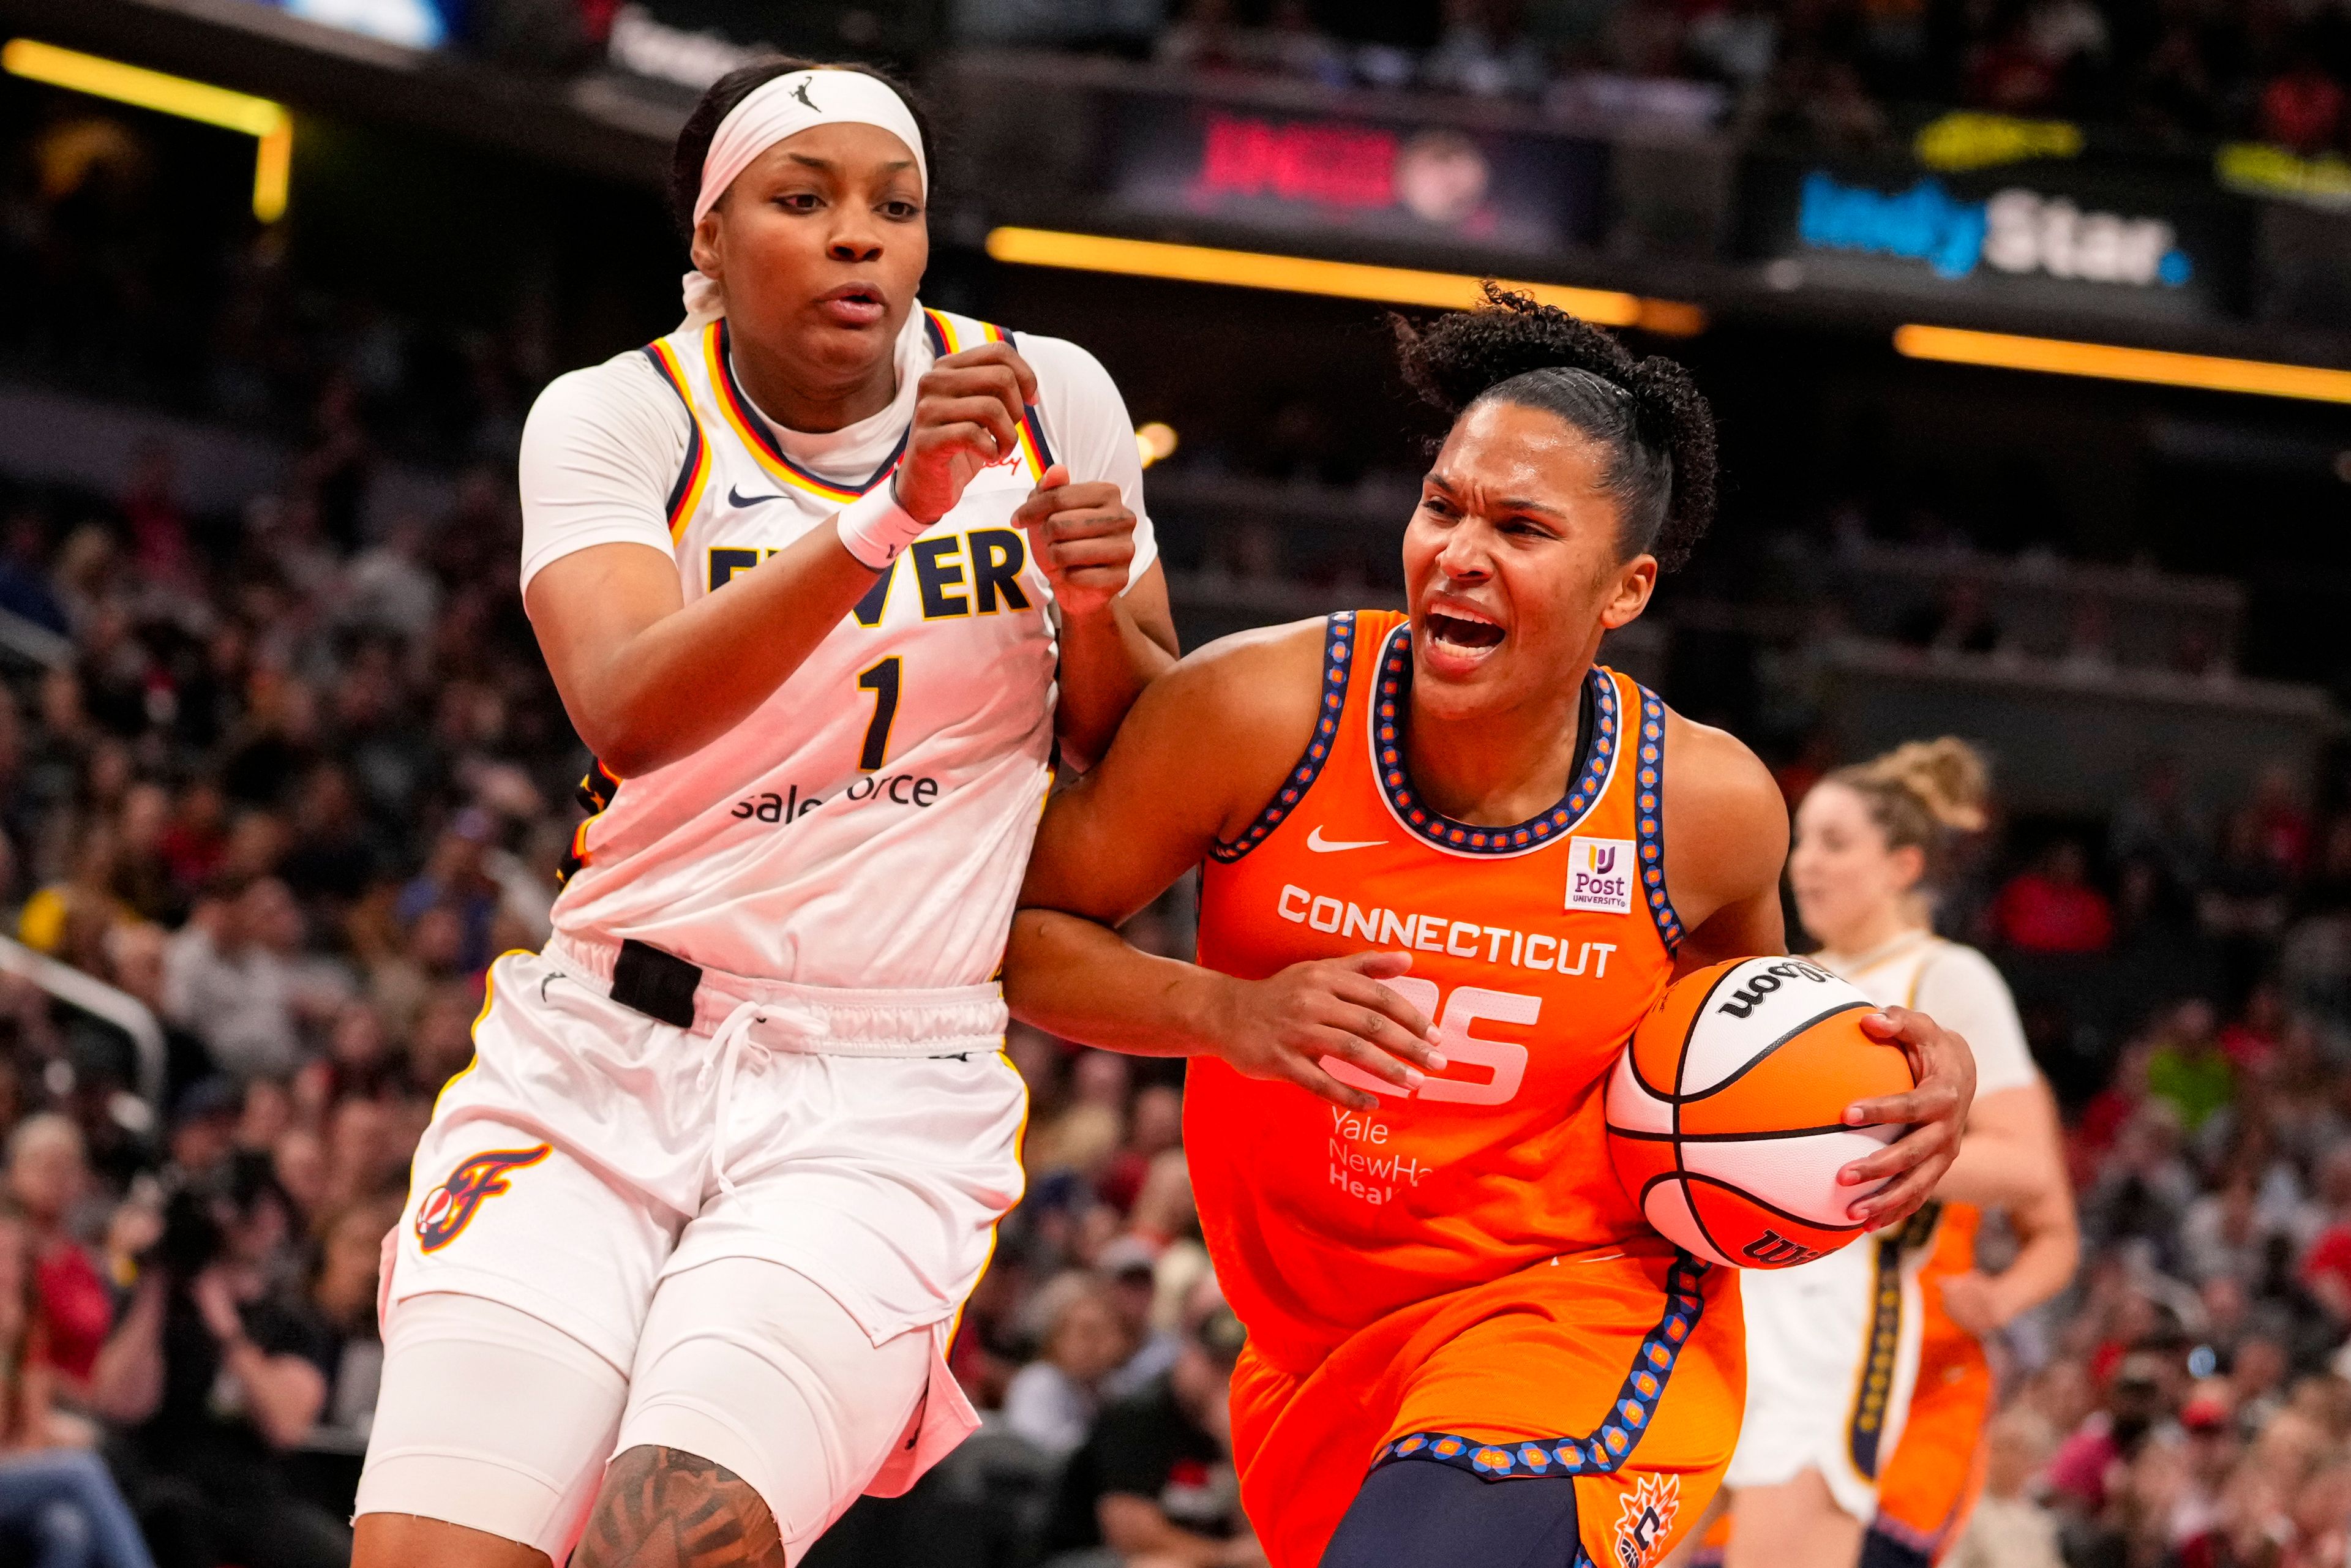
1893, 324, 2351, 406
985, 226, 1705, 334
4, 38, 290, 222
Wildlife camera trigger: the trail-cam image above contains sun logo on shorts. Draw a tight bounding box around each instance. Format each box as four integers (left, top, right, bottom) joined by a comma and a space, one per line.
1613, 1472, 1681, 1568
414, 1145, 550, 1253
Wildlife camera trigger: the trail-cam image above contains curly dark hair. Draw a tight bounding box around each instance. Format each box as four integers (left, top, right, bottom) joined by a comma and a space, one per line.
669, 57, 936, 244
1392, 283, 1720, 572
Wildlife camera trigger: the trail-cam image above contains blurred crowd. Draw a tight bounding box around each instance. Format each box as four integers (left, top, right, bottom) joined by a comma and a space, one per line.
0, 433, 1259, 1567
341, 0, 2351, 155
7, 48, 2351, 1568
1011, 0, 2351, 153
14, 405, 2351, 1568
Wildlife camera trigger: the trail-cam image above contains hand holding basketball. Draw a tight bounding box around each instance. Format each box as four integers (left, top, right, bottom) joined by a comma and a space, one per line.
1836, 1003, 1976, 1231
1014, 463, 1138, 620
1608, 956, 1934, 1268
1207, 951, 1447, 1111
896, 340, 1038, 523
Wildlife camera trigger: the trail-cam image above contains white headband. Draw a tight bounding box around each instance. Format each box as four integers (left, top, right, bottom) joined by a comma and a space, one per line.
681, 70, 927, 325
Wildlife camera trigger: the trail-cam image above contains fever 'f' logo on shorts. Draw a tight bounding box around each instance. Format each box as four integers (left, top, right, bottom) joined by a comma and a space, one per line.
1614, 1472, 1681, 1568
414, 1145, 550, 1253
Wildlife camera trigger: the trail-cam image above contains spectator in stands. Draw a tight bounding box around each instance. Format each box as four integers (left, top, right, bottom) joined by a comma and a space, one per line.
105, 1153, 342, 1568
0, 1203, 158, 1568
7, 1116, 113, 1408
2146, 999, 2234, 1136
0, 511, 68, 637
1949, 1405, 2062, 1568
1046, 1290, 1261, 1567
1004, 1273, 1137, 1458
306, 1196, 397, 1453
2181, 1164, 2282, 1290
1098, 1084, 1183, 1215
161, 877, 347, 1081
392, 810, 504, 975
1992, 838, 2115, 955
1100, 1237, 1183, 1399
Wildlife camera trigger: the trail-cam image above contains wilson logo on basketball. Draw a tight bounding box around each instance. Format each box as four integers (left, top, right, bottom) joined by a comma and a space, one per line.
1613, 1471, 1681, 1568
1740, 1228, 1826, 1267
1712, 958, 1837, 1019
414, 1145, 550, 1253
1565, 836, 1635, 915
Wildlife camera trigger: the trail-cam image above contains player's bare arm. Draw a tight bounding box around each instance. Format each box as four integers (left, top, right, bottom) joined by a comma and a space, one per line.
898, 337, 1179, 752
1007, 620, 1445, 1109
1938, 1125, 2080, 1334
528, 338, 1169, 779
1662, 713, 1975, 1230
1934, 1078, 2068, 1209
1010, 462, 1178, 768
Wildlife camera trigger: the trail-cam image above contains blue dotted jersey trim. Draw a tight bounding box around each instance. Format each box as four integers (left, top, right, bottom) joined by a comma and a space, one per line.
1633, 685, 1683, 953
1369, 1255, 1710, 1483
1210, 612, 1356, 863
1372, 622, 1616, 855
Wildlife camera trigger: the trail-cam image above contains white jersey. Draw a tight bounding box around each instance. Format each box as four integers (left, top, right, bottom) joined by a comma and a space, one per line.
517, 304, 1157, 988
1820, 932, 2038, 1099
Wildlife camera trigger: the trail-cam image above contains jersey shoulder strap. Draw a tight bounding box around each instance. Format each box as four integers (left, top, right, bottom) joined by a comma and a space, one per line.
921, 307, 1057, 477
639, 334, 711, 541
1211, 609, 1393, 864
1597, 667, 1684, 955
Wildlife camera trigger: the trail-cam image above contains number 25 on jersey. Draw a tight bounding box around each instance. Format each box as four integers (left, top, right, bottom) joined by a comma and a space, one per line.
1319, 980, 1536, 1107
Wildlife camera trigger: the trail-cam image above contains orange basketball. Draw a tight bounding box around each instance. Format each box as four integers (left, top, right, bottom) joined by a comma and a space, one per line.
1605, 956, 1915, 1269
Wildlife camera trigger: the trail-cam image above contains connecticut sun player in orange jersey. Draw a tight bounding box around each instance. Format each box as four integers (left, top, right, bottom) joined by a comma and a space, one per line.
1003, 290, 1979, 1568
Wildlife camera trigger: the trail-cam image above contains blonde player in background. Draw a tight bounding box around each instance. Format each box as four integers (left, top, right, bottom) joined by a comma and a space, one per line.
351, 56, 1176, 1568
1713, 740, 2078, 1568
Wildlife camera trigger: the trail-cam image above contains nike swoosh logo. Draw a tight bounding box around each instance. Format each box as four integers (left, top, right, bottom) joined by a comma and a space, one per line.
1306, 826, 1386, 853
728, 484, 789, 508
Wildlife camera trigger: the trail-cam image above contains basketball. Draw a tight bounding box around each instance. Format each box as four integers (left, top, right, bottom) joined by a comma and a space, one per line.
1605, 956, 1917, 1270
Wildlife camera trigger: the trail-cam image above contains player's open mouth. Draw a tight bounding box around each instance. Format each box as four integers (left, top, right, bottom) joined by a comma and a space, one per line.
817, 284, 888, 326
1427, 609, 1505, 652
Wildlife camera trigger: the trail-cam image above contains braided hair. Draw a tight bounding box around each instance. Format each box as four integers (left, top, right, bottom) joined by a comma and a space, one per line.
1393, 283, 1719, 572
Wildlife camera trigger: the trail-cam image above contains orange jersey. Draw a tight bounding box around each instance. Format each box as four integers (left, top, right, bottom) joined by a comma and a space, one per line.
1189, 609, 1685, 1373
1229, 1246, 1742, 1568
1875, 1202, 1995, 1560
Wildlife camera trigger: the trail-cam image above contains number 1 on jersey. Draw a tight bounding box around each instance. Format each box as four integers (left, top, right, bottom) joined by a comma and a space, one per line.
857, 657, 902, 771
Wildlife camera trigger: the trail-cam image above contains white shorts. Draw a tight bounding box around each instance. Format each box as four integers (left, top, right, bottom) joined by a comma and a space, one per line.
1723, 1210, 1938, 1521
358, 940, 1027, 1554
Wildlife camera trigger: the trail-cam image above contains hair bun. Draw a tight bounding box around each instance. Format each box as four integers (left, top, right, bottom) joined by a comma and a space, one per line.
1389, 283, 1719, 572
1862, 739, 1990, 833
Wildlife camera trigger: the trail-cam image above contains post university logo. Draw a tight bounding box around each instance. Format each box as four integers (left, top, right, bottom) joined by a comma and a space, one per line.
1614, 1472, 1681, 1568
1567, 837, 1635, 915
414, 1145, 550, 1253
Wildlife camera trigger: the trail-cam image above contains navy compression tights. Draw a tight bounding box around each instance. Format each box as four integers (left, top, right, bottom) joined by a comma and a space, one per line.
1320, 1458, 1588, 1568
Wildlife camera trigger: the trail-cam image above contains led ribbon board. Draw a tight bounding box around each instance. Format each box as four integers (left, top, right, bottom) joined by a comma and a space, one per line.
1894, 324, 2351, 406
984, 227, 1705, 336
4, 38, 291, 222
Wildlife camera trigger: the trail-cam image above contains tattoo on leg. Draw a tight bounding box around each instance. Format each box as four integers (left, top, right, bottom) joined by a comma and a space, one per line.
576, 1445, 786, 1568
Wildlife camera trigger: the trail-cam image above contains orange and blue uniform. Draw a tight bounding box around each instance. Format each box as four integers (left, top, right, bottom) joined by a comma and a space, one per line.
1869, 1203, 1993, 1563
1188, 610, 1745, 1568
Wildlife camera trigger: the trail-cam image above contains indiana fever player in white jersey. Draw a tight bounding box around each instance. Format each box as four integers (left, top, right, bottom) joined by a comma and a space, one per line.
1712, 741, 2075, 1568
351, 60, 1176, 1568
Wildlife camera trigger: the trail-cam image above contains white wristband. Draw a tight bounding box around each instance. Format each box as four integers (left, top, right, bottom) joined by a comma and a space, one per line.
834, 482, 930, 571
